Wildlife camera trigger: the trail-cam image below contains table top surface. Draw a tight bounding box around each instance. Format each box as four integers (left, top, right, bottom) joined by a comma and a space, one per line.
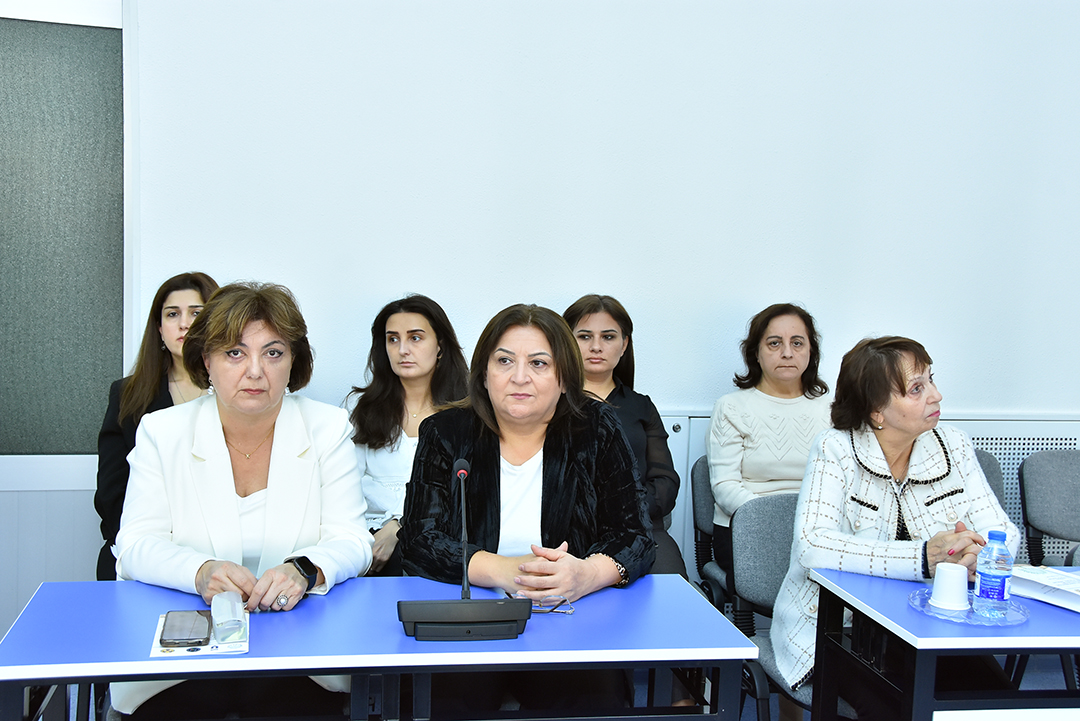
0, 574, 756, 683
810, 568, 1080, 651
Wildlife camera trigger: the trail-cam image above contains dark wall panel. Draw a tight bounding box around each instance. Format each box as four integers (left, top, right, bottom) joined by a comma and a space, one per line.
0, 18, 123, 454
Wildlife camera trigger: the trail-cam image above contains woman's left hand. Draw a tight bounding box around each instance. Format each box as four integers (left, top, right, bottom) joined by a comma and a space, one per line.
247, 563, 309, 613
512, 542, 622, 602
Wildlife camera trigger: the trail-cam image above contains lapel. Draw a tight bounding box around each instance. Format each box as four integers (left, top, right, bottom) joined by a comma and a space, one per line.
258, 396, 315, 576
541, 414, 574, 547
189, 398, 244, 563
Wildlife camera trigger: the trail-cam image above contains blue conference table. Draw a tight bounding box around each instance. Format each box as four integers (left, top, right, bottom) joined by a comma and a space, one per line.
0, 574, 756, 721
810, 568, 1080, 720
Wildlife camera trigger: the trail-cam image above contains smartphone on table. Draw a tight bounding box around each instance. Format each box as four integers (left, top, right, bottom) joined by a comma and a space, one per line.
160, 610, 212, 647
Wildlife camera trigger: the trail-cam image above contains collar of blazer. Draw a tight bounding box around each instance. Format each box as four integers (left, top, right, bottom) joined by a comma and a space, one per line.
849, 426, 951, 485
189, 395, 316, 577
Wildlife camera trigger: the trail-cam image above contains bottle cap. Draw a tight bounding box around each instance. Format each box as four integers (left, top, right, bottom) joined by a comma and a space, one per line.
987, 530, 1006, 542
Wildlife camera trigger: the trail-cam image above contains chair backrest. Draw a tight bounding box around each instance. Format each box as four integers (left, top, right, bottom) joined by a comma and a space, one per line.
729, 493, 799, 611
975, 448, 1008, 508
1018, 450, 1080, 565
690, 454, 713, 536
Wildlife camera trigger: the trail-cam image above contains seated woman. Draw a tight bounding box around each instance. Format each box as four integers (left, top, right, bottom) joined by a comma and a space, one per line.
399, 303, 655, 714
347, 294, 468, 576
95, 271, 218, 581
772, 336, 1018, 720
707, 303, 831, 580
563, 294, 686, 576
112, 282, 373, 720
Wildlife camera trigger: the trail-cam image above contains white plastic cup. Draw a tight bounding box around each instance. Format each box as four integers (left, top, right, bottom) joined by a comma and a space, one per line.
929, 562, 970, 610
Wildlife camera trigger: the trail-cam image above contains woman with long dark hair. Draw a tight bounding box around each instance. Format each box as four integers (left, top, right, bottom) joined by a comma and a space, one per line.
563, 294, 685, 576
94, 271, 218, 581
347, 295, 468, 575
707, 302, 831, 579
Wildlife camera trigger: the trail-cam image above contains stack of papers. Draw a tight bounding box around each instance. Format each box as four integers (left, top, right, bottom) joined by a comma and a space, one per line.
1011, 565, 1080, 613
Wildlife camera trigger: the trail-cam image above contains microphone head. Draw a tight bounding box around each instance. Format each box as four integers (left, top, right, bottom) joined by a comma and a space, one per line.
453, 459, 470, 480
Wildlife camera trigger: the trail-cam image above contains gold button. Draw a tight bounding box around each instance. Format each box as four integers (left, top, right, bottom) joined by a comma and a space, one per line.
809, 604, 818, 614
853, 520, 861, 529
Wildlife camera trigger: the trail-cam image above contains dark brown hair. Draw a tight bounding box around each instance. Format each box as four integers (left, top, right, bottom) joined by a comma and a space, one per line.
562, 294, 635, 389
831, 336, 934, 431
733, 302, 828, 398
183, 282, 314, 392
466, 304, 589, 435
119, 272, 219, 424
347, 295, 468, 449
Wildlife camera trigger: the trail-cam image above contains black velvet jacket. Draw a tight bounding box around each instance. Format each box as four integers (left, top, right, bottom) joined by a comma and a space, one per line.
399, 400, 656, 585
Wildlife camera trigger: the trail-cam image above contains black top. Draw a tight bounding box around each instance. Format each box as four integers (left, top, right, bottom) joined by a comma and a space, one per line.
94, 375, 173, 580
399, 400, 656, 585
605, 378, 680, 523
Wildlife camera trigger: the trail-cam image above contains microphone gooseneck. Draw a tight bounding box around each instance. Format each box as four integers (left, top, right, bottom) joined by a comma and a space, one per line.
454, 459, 471, 600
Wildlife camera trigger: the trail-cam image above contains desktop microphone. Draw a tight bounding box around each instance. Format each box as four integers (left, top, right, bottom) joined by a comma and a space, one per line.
397, 458, 532, 640
456, 459, 471, 601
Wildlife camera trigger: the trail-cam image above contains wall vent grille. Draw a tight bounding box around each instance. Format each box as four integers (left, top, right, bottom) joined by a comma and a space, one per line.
950, 420, 1079, 565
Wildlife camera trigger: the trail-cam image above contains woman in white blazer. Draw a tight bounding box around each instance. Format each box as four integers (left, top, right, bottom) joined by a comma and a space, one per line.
112, 282, 373, 720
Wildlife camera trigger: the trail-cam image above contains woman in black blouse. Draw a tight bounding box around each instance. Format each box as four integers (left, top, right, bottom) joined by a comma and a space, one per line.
94, 271, 218, 580
564, 294, 686, 576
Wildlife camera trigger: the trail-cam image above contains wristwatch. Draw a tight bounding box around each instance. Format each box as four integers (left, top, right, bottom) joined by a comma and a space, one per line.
288, 556, 318, 592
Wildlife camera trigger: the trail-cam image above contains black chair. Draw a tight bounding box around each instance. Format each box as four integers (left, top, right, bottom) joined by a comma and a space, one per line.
689, 454, 730, 611
728, 493, 854, 721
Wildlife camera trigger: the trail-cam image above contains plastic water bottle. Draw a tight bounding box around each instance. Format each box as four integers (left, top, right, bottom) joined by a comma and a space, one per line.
973, 530, 1012, 618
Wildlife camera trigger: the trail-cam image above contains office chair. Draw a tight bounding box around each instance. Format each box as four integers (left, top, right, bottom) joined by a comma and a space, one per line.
728, 493, 855, 721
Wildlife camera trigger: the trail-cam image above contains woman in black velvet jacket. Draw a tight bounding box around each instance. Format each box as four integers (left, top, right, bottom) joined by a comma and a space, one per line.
400, 303, 654, 602
400, 303, 654, 714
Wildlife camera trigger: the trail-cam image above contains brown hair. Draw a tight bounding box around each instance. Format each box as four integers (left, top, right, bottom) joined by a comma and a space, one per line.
831, 336, 933, 431
562, 294, 635, 389
119, 272, 219, 423
466, 304, 589, 435
733, 302, 828, 398
183, 282, 314, 392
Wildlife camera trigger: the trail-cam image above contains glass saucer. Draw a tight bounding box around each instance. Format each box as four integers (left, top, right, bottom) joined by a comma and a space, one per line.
908, 587, 1029, 626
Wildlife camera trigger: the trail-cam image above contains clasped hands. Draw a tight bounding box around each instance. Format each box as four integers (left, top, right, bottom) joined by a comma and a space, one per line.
479, 542, 620, 603
195, 559, 307, 612
927, 521, 986, 580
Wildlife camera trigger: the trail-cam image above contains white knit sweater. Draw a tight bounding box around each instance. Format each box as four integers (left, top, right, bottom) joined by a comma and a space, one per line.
706, 388, 831, 527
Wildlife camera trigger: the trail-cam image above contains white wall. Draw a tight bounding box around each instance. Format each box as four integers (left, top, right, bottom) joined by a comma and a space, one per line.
128, 0, 1080, 421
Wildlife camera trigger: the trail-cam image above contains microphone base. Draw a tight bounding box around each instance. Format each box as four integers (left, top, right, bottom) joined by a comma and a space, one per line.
398, 598, 532, 641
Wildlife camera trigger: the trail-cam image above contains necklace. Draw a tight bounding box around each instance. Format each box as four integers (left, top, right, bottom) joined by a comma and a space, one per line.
405, 401, 432, 419
224, 424, 275, 459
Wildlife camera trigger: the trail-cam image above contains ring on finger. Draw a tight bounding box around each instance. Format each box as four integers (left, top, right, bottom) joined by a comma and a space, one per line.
277, 593, 289, 608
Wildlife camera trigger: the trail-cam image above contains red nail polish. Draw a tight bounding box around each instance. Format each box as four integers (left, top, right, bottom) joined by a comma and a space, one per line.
947, 549, 955, 556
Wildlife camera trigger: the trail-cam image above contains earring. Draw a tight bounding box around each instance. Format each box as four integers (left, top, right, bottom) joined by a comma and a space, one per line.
207, 380, 215, 396
285, 386, 292, 396
161, 340, 167, 351
876, 424, 883, 430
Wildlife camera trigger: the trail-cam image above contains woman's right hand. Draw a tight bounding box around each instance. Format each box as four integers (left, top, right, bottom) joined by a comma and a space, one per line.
926, 521, 986, 580
195, 559, 258, 604
369, 519, 401, 573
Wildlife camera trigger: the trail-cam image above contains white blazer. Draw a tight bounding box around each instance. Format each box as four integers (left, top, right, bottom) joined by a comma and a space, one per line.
112, 394, 372, 713
116, 393, 373, 590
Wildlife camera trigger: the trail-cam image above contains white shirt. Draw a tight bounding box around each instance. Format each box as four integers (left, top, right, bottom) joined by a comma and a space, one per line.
497, 450, 543, 557
355, 434, 420, 529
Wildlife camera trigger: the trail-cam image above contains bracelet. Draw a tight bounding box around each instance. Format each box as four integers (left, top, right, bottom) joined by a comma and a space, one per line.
588, 553, 629, 588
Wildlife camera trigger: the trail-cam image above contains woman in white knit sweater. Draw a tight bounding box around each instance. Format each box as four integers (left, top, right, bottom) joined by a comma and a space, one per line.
707, 303, 831, 577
